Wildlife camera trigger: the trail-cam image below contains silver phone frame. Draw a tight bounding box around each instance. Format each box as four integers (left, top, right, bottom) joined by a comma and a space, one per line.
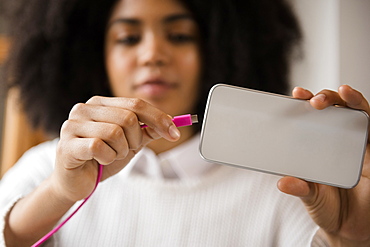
199, 84, 369, 188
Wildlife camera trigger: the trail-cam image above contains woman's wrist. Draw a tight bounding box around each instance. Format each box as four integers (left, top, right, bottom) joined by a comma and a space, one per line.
4, 177, 76, 246
48, 172, 79, 206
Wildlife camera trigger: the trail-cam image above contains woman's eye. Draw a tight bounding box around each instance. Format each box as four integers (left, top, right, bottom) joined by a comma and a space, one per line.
168, 33, 195, 44
117, 35, 140, 45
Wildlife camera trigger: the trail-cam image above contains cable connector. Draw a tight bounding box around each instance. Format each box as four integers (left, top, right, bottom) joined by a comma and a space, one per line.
140, 114, 198, 128
172, 114, 198, 127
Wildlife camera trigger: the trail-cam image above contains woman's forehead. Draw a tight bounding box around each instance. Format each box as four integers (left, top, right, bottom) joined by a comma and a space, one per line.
108, 0, 190, 22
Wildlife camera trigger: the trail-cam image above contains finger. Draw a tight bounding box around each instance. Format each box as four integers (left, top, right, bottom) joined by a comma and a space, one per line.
277, 176, 311, 197
338, 85, 370, 115
139, 126, 165, 147
292, 87, 314, 100
59, 137, 118, 168
310, 89, 346, 110
61, 120, 130, 162
69, 104, 143, 150
339, 85, 370, 144
86, 96, 180, 142
278, 177, 324, 208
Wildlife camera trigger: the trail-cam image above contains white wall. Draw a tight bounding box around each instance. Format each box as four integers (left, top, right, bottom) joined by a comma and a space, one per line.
339, 0, 370, 101
289, 0, 370, 101
290, 0, 340, 93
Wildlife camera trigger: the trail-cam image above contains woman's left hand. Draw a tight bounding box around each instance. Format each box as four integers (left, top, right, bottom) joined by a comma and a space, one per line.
278, 85, 370, 246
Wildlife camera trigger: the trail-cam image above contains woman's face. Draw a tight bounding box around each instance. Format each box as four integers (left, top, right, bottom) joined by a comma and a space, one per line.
105, 0, 201, 116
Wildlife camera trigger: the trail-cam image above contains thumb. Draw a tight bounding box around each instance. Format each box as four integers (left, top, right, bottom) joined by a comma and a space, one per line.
278, 176, 313, 198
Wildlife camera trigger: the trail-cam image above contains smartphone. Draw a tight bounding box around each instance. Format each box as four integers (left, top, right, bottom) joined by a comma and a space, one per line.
199, 84, 369, 188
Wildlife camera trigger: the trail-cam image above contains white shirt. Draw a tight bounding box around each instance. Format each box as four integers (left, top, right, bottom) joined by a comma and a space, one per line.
127, 134, 217, 180
0, 135, 322, 246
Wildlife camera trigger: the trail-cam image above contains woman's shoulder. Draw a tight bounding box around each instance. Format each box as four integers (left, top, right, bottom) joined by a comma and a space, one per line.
1, 138, 59, 184
17, 138, 59, 167
26, 138, 59, 154
0, 139, 60, 209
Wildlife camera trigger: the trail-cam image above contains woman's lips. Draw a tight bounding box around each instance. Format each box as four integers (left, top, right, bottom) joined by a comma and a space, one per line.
134, 79, 178, 98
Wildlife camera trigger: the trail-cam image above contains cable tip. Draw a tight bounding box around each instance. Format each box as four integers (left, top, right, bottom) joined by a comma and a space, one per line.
191, 114, 199, 124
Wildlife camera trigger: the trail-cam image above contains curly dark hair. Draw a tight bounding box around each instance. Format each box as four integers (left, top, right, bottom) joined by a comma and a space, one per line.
3, 0, 302, 137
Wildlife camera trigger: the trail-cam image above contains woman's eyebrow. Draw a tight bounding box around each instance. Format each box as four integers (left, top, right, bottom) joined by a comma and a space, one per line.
107, 13, 194, 29
107, 18, 140, 29
163, 14, 194, 23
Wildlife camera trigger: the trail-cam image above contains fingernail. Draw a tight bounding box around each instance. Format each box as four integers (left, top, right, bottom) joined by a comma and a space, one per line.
313, 94, 326, 102
169, 125, 180, 140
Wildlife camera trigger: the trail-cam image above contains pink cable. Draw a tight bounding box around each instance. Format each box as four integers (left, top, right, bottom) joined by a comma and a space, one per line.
32, 164, 104, 247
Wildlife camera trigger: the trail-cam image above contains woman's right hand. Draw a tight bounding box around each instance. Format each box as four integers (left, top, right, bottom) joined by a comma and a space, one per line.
51, 96, 181, 203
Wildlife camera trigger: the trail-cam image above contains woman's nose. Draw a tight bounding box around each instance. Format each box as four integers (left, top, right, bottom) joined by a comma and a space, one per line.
138, 34, 169, 67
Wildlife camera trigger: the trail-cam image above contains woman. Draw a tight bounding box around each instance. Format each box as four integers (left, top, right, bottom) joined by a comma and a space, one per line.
1, 0, 370, 246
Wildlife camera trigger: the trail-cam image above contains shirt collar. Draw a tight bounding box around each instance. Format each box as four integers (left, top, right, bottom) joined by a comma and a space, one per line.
124, 134, 216, 180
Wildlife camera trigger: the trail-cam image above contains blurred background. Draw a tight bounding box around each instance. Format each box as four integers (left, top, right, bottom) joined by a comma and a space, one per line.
290, 0, 370, 99
0, 0, 9, 175
0, 0, 369, 176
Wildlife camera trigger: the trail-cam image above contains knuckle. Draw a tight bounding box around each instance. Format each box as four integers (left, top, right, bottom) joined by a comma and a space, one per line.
60, 120, 75, 136
107, 125, 124, 141
60, 120, 69, 132
130, 98, 146, 111
69, 103, 85, 119
88, 138, 117, 164
86, 95, 102, 104
153, 113, 171, 130
88, 138, 104, 156
122, 111, 138, 127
